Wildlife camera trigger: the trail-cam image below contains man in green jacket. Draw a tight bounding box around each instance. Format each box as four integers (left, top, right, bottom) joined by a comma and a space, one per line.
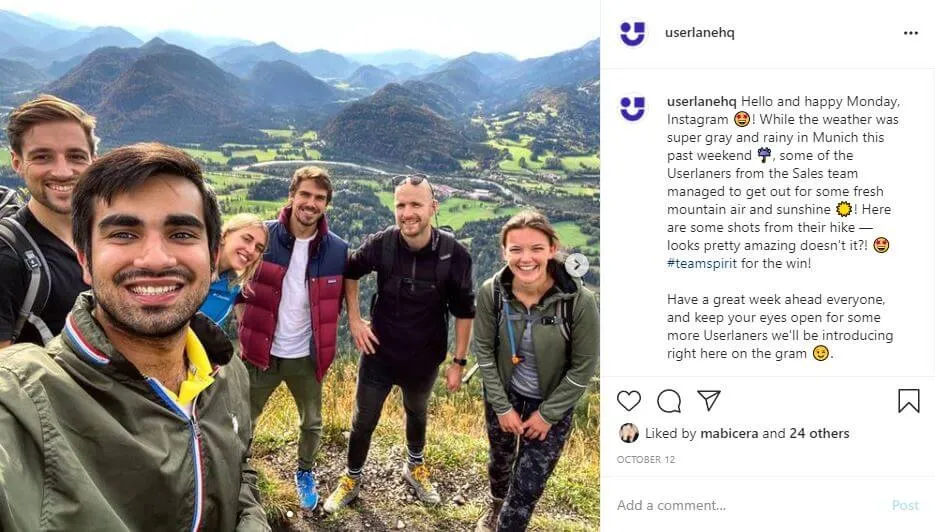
0, 143, 270, 531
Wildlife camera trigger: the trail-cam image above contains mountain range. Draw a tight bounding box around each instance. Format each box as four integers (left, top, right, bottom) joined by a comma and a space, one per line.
0, 10, 598, 170
0, 59, 48, 92
213, 42, 358, 80
0, 11, 142, 69
45, 39, 257, 142
345, 50, 445, 71
322, 83, 475, 172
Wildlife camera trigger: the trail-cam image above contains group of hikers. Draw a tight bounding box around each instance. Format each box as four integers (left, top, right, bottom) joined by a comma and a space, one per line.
0, 94, 600, 532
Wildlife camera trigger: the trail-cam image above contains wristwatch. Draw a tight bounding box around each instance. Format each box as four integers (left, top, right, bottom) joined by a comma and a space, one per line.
452, 356, 467, 366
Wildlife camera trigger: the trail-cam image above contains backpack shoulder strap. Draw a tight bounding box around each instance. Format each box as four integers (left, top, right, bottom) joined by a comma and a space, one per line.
557, 295, 575, 366
492, 281, 503, 355
0, 216, 53, 344
434, 228, 455, 294
492, 281, 503, 323
378, 225, 399, 292
558, 297, 573, 342
370, 226, 400, 317
433, 229, 456, 326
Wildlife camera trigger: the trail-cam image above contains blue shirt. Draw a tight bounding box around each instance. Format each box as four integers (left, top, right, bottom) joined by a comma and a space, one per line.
199, 271, 241, 326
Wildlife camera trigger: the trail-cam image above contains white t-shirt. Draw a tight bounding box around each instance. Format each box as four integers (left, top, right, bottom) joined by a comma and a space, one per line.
271, 234, 315, 359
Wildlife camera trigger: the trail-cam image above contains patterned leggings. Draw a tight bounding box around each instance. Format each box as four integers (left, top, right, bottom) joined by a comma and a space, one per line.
484, 388, 574, 531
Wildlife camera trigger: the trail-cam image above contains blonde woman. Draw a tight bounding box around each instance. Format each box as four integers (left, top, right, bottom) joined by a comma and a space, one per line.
199, 213, 268, 326
473, 211, 599, 532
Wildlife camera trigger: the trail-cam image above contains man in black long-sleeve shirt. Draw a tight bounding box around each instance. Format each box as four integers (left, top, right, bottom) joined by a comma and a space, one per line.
0, 95, 96, 348
324, 175, 475, 512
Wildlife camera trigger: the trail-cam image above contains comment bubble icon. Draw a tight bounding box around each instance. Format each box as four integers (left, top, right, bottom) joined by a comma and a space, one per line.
657, 389, 682, 413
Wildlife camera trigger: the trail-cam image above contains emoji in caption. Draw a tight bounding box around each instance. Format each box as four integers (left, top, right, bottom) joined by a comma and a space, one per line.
812, 345, 830, 361
734, 111, 751, 127
873, 236, 889, 253
836, 201, 852, 217
757, 147, 771, 162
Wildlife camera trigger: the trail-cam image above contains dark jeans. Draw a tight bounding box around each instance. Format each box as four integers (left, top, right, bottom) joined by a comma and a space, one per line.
484, 388, 574, 532
346, 356, 439, 472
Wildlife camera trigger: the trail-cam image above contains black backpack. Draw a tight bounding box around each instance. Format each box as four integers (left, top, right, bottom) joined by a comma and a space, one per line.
492, 280, 574, 366
462, 276, 576, 385
371, 226, 456, 322
0, 186, 53, 344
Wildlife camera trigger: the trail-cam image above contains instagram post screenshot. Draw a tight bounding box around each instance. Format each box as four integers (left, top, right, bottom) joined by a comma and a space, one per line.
602, 1, 933, 530
0, 1, 601, 531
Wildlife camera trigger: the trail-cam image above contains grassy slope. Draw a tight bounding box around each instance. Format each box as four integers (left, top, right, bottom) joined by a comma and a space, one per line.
262, 128, 295, 139
485, 139, 549, 173
486, 139, 599, 175
183, 143, 321, 164
376, 192, 521, 231
252, 358, 598, 531
183, 148, 229, 164
560, 154, 600, 170
554, 220, 599, 254
504, 178, 599, 198
231, 148, 281, 162
205, 172, 260, 188
482, 113, 601, 174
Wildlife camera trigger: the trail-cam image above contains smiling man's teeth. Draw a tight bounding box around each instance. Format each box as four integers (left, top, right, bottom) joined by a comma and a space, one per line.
130, 285, 179, 295
48, 183, 75, 191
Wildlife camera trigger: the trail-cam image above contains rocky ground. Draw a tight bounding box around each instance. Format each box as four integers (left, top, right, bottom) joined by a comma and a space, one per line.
249, 364, 598, 532
257, 436, 592, 532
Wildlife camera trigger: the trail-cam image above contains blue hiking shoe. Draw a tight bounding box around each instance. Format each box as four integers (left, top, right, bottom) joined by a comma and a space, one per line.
295, 469, 320, 510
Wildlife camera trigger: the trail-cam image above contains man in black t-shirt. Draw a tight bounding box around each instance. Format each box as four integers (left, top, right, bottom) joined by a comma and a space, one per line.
0, 95, 97, 347
324, 175, 475, 513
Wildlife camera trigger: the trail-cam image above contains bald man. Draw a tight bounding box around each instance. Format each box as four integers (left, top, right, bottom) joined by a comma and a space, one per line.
324, 174, 475, 512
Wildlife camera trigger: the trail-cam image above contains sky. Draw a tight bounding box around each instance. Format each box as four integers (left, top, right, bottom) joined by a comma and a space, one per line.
0, 0, 599, 59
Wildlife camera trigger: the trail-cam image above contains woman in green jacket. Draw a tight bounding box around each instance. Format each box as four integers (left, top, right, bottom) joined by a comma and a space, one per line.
473, 211, 599, 532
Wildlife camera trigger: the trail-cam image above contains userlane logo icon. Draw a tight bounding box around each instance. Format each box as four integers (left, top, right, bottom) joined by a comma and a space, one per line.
620, 97, 646, 122
620, 22, 646, 46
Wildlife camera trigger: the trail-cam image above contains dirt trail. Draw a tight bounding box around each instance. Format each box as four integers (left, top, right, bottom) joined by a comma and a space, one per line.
259, 438, 591, 531
260, 438, 488, 531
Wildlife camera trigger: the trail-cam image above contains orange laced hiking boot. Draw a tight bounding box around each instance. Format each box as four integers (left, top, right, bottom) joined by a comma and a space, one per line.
323, 473, 361, 513
402, 462, 441, 504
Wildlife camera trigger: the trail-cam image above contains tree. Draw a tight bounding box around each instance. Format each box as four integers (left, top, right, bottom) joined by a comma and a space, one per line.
228, 155, 259, 167
544, 157, 563, 170
518, 157, 527, 169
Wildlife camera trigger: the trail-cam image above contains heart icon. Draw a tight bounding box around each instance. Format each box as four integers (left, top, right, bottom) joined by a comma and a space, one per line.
617, 390, 641, 411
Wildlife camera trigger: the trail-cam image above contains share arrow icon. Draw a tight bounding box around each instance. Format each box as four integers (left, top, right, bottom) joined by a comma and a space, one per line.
697, 390, 722, 412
